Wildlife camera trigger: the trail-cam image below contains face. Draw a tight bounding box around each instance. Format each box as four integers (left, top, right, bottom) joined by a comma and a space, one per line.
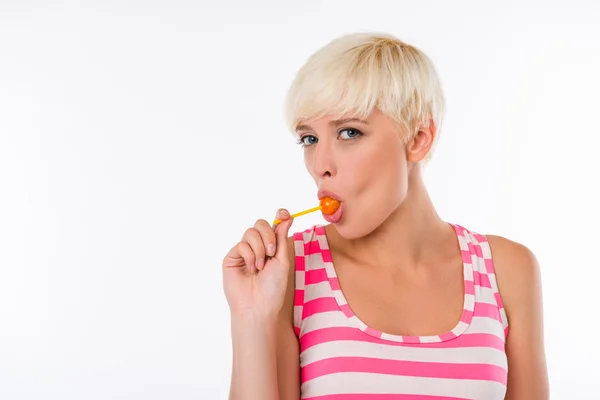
296, 108, 430, 239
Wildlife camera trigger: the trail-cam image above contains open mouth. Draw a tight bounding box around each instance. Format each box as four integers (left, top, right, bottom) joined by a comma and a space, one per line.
317, 189, 344, 223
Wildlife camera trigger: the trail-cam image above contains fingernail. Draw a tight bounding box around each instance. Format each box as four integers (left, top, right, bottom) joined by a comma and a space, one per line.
257, 258, 264, 270
267, 244, 275, 257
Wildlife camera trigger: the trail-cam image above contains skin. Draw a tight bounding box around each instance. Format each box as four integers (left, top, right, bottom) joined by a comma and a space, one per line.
223, 108, 549, 399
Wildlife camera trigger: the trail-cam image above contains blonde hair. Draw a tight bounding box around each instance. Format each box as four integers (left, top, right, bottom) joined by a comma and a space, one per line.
284, 32, 446, 158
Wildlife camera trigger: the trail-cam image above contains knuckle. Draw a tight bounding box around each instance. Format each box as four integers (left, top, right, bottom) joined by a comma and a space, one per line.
243, 227, 257, 239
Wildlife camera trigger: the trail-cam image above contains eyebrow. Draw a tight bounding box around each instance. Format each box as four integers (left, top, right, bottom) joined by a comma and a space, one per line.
295, 117, 369, 132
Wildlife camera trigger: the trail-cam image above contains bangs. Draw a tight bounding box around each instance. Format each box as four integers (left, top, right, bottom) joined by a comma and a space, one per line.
284, 33, 444, 144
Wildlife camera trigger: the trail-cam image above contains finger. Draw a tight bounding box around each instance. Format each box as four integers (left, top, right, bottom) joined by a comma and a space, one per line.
223, 243, 244, 269
242, 227, 267, 271
273, 209, 294, 260
235, 240, 256, 274
254, 219, 276, 258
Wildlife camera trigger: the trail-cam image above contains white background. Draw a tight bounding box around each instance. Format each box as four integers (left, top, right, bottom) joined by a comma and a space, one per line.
1, 1, 599, 399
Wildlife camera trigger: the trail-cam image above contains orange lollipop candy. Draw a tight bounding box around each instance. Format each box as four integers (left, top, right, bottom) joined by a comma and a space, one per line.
320, 197, 341, 215
272, 197, 341, 225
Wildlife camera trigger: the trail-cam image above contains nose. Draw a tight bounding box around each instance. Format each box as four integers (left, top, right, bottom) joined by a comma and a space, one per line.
311, 139, 337, 179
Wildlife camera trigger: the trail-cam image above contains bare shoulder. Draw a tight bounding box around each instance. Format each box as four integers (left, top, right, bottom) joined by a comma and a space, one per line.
485, 235, 542, 316
485, 236, 549, 398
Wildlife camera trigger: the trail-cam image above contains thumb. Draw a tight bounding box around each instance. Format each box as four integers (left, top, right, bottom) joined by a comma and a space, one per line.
273, 209, 294, 260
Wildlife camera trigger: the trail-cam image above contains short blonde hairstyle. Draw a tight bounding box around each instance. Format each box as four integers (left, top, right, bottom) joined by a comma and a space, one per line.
284, 32, 445, 156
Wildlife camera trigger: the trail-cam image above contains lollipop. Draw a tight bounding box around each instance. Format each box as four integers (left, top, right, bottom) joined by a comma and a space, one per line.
272, 197, 341, 225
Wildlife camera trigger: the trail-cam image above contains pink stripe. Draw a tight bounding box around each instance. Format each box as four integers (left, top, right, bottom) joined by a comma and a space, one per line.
294, 289, 304, 306
494, 292, 505, 309
315, 225, 326, 235
300, 327, 506, 352
295, 255, 305, 271
340, 303, 353, 317
438, 331, 457, 341
305, 240, 322, 256
304, 394, 470, 400
461, 250, 472, 264
321, 248, 333, 263
484, 258, 495, 274
302, 357, 507, 384
401, 335, 421, 344
475, 271, 491, 288
473, 244, 483, 257
453, 224, 465, 237
474, 302, 502, 322
473, 233, 487, 243
460, 309, 474, 323
329, 277, 341, 290
467, 242, 476, 254
305, 268, 329, 285
302, 297, 340, 319
364, 327, 382, 338
464, 280, 475, 295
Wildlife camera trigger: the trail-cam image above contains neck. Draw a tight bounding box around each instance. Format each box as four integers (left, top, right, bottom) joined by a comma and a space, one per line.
329, 166, 453, 273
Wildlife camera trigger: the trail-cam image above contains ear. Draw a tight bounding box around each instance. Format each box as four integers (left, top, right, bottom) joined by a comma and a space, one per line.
406, 119, 436, 162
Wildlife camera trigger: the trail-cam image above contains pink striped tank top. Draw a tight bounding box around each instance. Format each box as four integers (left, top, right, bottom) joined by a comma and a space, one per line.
292, 224, 509, 399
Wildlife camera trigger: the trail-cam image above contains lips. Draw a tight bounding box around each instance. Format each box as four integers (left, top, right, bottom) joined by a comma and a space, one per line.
317, 189, 342, 202
322, 202, 344, 223
317, 188, 343, 223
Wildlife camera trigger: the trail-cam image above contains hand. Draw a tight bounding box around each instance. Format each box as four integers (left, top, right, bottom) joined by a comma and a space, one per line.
222, 209, 294, 320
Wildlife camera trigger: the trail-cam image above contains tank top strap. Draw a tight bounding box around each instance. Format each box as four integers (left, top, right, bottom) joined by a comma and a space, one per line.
292, 225, 330, 337
454, 224, 509, 337
292, 230, 306, 337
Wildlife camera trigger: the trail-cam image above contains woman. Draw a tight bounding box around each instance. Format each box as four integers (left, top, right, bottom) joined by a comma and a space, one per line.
222, 32, 549, 399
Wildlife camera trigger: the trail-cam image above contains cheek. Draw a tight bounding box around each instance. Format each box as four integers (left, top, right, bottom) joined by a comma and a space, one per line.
354, 143, 406, 194
354, 146, 409, 217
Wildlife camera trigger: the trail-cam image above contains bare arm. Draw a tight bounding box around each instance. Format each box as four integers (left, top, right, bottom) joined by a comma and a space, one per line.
276, 235, 301, 399
229, 313, 279, 400
487, 235, 549, 399
228, 235, 300, 400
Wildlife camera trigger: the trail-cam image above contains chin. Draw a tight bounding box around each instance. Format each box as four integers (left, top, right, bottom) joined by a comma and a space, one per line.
328, 217, 375, 240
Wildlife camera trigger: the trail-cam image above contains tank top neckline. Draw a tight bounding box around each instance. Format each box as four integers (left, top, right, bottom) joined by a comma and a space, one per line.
315, 222, 476, 344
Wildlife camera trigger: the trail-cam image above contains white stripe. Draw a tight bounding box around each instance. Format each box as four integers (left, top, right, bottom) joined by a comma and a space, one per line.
301, 372, 506, 398
303, 281, 332, 302
302, 339, 508, 368
301, 311, 354, 334
332, 289, 347, 306
294, 306, 302, 330
457, 234, 469, 250
316, 234, 329, 249
300, 310, 506, 342
305, 253, 324, 270
323, 261, 337, 278
295, 270, 305, 289
477, 286, 500, 306
467, 317, 505, 339
465, 293, 475, 311
464, 263, 474, 280
294, 239, 304, 256
479, 241, 492, 259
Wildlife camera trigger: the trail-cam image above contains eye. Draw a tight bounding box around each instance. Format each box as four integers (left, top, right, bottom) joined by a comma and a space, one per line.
297, 135, 318, 147
339, 128, 363, 140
